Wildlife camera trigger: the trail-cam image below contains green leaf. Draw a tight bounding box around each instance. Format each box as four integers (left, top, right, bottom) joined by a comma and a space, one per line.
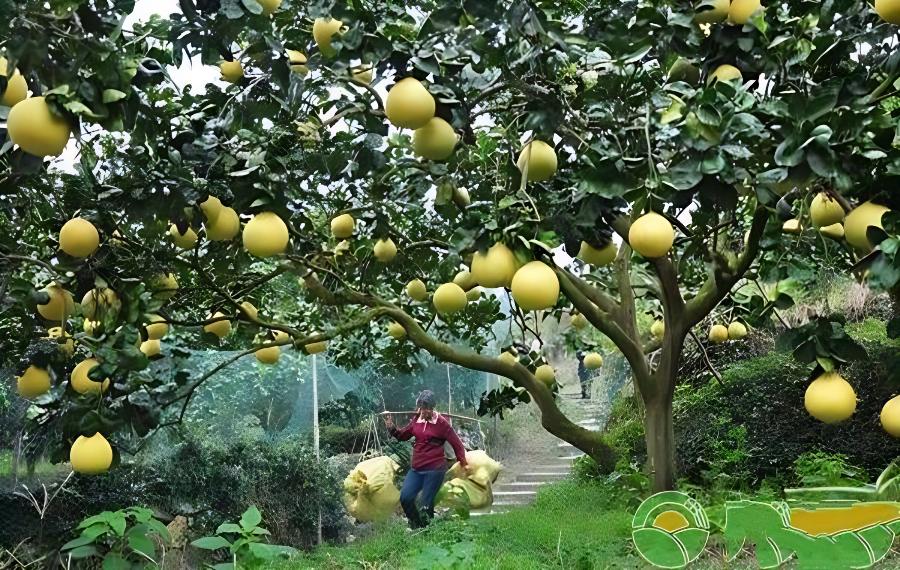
216, 522, 242, 534
102, 554, 130, 570
102, 89, 128, 104
191, 536, 232, 550
61, 535, 96, 551
128, 533, 157, 559
816, 357, 835, 372
65, 545, 99, 559
247, 542, 297, 559
240, 506, 262, 530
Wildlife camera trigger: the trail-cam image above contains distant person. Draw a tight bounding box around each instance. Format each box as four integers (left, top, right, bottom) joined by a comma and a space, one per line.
576, 350, 591, 399
383, 390, 469, 528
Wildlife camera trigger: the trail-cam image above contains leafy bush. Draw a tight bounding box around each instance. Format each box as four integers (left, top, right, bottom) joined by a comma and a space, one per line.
191, 505, 296, 568
792, 451, 867, 487
599, 393, 645, 470
60, 507, 170, 567
319, 424, 370, 455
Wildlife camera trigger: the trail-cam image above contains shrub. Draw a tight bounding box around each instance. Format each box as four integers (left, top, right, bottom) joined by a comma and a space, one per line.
319, 423, 371, 455
792, 451, 867, 487
600, 392, 645, 470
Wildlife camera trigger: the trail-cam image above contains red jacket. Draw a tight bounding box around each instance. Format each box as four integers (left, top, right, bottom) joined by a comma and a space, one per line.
389, 413, 468, 471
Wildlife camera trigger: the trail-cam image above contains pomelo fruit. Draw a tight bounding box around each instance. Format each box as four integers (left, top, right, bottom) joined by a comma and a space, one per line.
83, 319, 101, 335
385, 77, 435, 129
59, 217, 99, 258
433, 283, 467, 315
71, 358, 110, 395
373, 237, 397, 263
413, 117, 457, 160
255, 345, 280, 364
583, 352, 603, 370
70, 433, 113, 475
205, 206, 240, 241
169, 224, 198, 249
880, 396, 900, 437
535, 364, 555, 386
651, 320, 665, 340
471, 243, 517, 288
199, 195, 224, 224
629, 212, 675, 258
139, 339, 161, 357
313, 18, 344, 57
150, 273, 178, 301
819, 223, 844, 240
805, 371, 856, 424
708, 324, 729, 343
511, 261, 559, 311
17, 365, 51, 399
0, 57, 27, 107
144, 314, 168, 340
578, 241, 616, 266
844, 201, 890, 251
452, 270, 476, 291
516, 140, 557, 182
387, 322, 406, 340
809, 192, 844, 228
727, 321, 747, 339
667, 58, 700, 84
81, 288, 120, 321
498, 351, 518, 366
708, 64, 742, 85
240, 301, 258, 321
331, 213, 355, 239
7, 96, 71, 156
694, 0, 729, 23
47, 326, 75, 356
204, 312, 232, 338
305, 340, 327, 354
875, 0, 900, 24
286, 50, 309, 75
257, 0, 281, 15
37, 283, 74, 321
782, 219, 801, 234
243, 211, 289, 257
352, 65, 373, 84
406, 279, 428, 301
466, 287, 482, 302
729, 0, 763, 24
571, 313, 588, 329
220, 60, 244, 83
452, 186, 471, 208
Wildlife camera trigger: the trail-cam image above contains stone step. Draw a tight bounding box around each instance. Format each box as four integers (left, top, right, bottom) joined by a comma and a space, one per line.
531, 463, 574, 469
558, 453, 585, 460
557, 442, 575, 448
504, 481, 548, 488
493, 498, 534, 506
515, 472, 569, 482
494, 490, 538, 496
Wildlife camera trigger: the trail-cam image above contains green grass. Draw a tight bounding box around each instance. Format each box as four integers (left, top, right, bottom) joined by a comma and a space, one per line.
270, 481, 643, 569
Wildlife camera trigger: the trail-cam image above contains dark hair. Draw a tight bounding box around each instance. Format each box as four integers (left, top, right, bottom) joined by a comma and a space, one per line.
415, 390, 436, 410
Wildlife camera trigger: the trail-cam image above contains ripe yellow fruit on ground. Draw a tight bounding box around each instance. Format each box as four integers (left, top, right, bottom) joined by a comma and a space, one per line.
71, 358, 110, 395
820, 223, 844, 240
243, 211, 290, 257
708, 64, 743, 85
373, 237, 397, 262
169, 224, 198, 249
47, 326, 75, 356
352, 65, 373, 85
144, 314, 168, 340
200, 195, 224, 224
305, 340, 327, 354
629, 212, 675, 258
385, 77, 435, 129
535, 364, 555, 386
694, 0, 729, 23
257, 0, 281, 15
286, 50, 309, 75
37, 283, 75, 321
206, 206, 240, 240
255, 345, 281, 364
578, 241, 616, 266
805, 371, 856, 424
59, 217, 100, 258
140, 339, 161, 357
727, 321, 747, 339
511, 261, 560, 311
880, 396, 900, 437
331, 213, 355, 239
0, 57, 27, 107
471, 243, 517, 288
844, 201, 890, 251
809, 193, 844, 228
708, 324, 729, 343
387, 322, 406, 340
466, 287, 482, 302
413, 117, 457, 160
583, 352, 603, 370
313, 18, 344, 57
17, 365, 51, 399
517, 140, 557, 182
150, 273, 178, 301
240, 301, 258, 321
453, 270, 476, 291
220, 60, 244, 83
7, 96, 71, 156
875, 0, 900, 24
204, 312, 232, 338
782, 218, 801, 235
70, 433, 113, 475
433, 283, 467, 315
81, 288, 120, 321
729, 0, 763, 24
406, 279, 428, 301
498, 351, 518, 366
651, 320, 665, 340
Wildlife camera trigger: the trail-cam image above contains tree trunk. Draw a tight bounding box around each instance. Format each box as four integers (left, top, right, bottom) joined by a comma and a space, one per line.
645, 395, 675, 492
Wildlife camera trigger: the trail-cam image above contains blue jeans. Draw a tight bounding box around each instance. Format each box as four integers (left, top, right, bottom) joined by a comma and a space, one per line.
399, 467, 446, 528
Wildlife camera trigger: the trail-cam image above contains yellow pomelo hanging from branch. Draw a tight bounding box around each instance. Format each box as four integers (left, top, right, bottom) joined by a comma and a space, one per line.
204, 312, 232, 338
140, 339, 161, 357
37, 283, 75, 321
169, 224, 198, 249
385, 77, 435, 129
651, 320, 665, 340
331, 214, 355, 239
71, 358, 110, 395
373, 238, 397, 262
578, 241, 616, 266
144, 314, 168, 340
47, 327, 75, 356
433, 283, 467, 315
805, 371, 856, 424
844, 201, 890, 251
199, 195, 224, 224
149, 273, 178, 301
255, 345, 281, 364
81, 288, 120, 321
516, 140, 557, 182
239, 301, 258, 321
694, 0, 729, 23
313, 18, 344, 57
70, 433, 113, 475
257, 0, 282, 15
59, 217, 100, 258
0, 57, 27, 107
820, 223, 845, 240
629, 212, 675, 258
219, 60, 244, 83
728, 0, 763, 25
809, 193, 844, 228
206, 207, 240, 241
243, 211, 290, 257
286, 50, 309, 75
511, 261, 559, 311
17, 366, 51, 399
875, 0, 900, 24
471, 243, 517, 288
413, 118, 458, 160
7, 96, 72, 157
406, 279, 428, 301
387, 322, 406, 340
535, 365, 555, 386
708, 64, 742, 85
880, 396, 900, 437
